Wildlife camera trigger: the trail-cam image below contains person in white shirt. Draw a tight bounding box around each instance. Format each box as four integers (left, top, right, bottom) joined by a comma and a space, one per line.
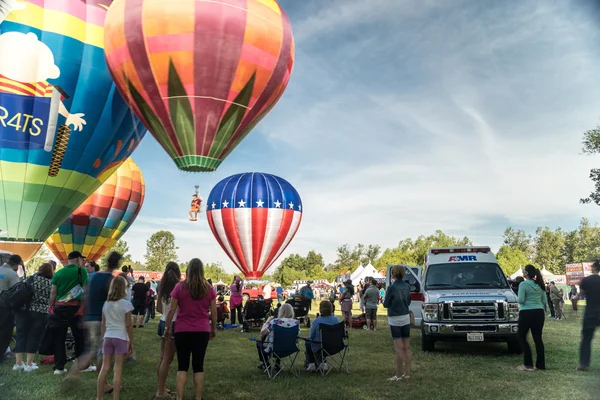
262, 281, 272, 300
97, 276, 134, 400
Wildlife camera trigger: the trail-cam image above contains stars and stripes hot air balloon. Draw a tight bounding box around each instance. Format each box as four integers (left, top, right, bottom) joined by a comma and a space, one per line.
46, 158, 145, 265
0, 0, 145, 261
103, 0, 294, 172
206, 173, 302, 279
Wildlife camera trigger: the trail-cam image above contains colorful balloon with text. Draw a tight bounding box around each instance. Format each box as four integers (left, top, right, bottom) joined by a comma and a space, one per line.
0, 0, 145, 260
103, 0, 294, 172
206, 173, 303, 279
46, 158, 145, 266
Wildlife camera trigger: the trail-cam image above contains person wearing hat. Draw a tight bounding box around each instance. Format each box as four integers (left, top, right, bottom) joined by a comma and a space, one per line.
0, 254, 23, 363
48, 250, 89, 374
339, 279, 355, 328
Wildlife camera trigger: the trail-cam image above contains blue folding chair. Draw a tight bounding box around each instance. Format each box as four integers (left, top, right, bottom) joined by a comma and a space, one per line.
301, 322, 349, 376
250, 324, 300, 379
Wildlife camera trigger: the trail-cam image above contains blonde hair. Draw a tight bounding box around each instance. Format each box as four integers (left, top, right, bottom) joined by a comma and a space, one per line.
391, 265, 405, 280
278, 303, 295, 319
107, 276, 127, 302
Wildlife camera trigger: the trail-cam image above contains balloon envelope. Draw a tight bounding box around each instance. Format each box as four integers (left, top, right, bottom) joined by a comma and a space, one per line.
103, 0, 294, 172
0, 0, 145, 254
206, 172, 302, 279
46, 157, 145, 265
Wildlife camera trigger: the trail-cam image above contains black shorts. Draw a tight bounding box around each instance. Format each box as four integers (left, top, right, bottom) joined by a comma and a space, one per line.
132, 302, 146, 316
390, 324, 410, 339
365, 308, 377, 320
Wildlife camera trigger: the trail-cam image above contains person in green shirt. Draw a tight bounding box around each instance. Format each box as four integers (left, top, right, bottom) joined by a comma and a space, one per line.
517, 264, 547, 372
48, 251, 89, 374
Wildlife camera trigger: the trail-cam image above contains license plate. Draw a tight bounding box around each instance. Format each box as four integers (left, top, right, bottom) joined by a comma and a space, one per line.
467, 332, 484, 342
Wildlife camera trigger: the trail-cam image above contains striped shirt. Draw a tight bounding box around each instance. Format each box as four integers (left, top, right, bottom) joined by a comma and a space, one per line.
0, 74, 53, 97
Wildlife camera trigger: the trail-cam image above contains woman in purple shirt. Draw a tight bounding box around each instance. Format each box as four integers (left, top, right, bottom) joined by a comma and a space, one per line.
229, 276, 244, 326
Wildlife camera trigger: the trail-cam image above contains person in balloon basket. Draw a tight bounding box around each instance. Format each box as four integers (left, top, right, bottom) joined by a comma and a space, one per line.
48, 251, 89, 374
189, 194, 202, 221
164, 259, 217, 400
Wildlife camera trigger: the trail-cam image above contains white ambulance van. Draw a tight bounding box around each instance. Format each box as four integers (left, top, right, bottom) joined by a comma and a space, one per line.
420, 246, 520, 353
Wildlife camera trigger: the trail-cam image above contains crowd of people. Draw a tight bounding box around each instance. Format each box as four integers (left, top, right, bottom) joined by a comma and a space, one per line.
1, 255, 599, 398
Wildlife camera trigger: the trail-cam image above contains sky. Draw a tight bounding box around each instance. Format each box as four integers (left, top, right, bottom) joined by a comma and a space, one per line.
121, 0, 600, 273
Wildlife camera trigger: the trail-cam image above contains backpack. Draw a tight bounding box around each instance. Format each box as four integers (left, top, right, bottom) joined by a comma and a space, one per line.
0, 274, 34, 312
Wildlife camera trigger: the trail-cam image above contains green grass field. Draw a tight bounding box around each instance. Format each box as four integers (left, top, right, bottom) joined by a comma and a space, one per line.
1, 303, 599, 400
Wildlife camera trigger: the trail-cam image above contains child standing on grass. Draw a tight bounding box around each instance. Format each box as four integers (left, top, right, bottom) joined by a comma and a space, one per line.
97, 276, 134, 400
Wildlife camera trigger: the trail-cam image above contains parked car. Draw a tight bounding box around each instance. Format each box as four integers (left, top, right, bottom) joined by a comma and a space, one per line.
242, 284, 277, 301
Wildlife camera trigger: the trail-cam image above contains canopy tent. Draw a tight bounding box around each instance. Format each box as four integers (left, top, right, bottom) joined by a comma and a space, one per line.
541, 266, 553, 277
352, 263, 384, 285
510, 267, 523, 280
350, 265, 365, 281
215, 280, 226, 286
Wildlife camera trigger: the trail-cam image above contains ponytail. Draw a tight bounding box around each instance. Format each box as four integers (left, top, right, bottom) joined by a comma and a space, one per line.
524, 264, 545, 291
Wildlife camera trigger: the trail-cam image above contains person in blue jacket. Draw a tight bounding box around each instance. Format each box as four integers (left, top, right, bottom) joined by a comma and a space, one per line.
305, 301, 339, 372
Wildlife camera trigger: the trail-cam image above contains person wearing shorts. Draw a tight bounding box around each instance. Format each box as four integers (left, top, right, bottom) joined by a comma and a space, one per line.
131, 277, 148, 327
383, 265, 412, 381
363, 278, 380, 331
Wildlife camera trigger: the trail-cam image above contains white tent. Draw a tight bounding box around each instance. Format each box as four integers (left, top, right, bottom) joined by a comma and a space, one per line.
350, 265, 365, 281
541, 266, 553, 278
510, 267, 523, 280
352, 263, 384, 285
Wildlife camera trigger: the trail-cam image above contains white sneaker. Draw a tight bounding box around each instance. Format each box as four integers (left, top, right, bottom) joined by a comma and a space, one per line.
12, 363, 24, 371
53, 369, 67, 375
24, 363, 39, 372
81, 365, 96, 372
320, 362, 329, 371
306, 363, 316, 372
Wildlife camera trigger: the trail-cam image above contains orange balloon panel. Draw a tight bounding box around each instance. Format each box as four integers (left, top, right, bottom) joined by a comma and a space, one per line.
104, 0, 295, 172
46, 158, 145, 265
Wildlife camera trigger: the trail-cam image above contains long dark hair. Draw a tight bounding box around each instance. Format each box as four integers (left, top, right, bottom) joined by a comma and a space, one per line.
159, 262, 181, 302
524, 264, 545, 290
232, 275, 241, 292
186, 258, 209, 300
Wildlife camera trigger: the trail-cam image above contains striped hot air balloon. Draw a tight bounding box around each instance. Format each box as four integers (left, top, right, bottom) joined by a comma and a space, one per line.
103, 0, 294, 172
46, 158, 145, 265
0, 0, 145, 261
206, 173, 302, 280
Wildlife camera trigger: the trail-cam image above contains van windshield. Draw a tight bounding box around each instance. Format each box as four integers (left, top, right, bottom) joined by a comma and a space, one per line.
425, 262, 508, 290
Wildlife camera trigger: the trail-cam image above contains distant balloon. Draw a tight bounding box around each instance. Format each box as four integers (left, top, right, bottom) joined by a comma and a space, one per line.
103, 0, 295, 172
206, 173, 303, 279
46, 158, 145, 265
0, 0, 144, 260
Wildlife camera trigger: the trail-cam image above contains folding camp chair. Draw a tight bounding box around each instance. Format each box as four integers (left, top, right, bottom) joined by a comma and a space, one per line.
250, 324, 300, 379
303, 322, 349, 376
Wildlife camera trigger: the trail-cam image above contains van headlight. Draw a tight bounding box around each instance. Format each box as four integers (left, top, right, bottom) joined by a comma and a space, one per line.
423, 303, 439, 322
508, 303, 519, 321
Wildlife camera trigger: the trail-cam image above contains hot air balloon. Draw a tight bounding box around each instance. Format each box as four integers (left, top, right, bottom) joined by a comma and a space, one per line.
45, 158, 145, 265
0, 0, 145, 261
103, 0, 294, 172
206, 173, 302, 279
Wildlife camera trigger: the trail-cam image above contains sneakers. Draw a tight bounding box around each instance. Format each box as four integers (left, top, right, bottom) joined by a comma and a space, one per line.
24, 363, 39, 372
81, 365, 97, 372
319, 362, 329, 371
12, 363, 24, 371
53, 369, 68, 375
306, 363, 316, 372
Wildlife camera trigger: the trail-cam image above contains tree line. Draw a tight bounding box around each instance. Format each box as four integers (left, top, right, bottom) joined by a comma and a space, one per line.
29, 218, 600, 287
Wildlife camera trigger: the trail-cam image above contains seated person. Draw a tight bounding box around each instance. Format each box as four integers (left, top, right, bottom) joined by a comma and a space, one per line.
256, 303, 299, 369
273, 303, 281, 318
189, 194, 202, 221
306, 301, 340, 372
216, 295, 230, 325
